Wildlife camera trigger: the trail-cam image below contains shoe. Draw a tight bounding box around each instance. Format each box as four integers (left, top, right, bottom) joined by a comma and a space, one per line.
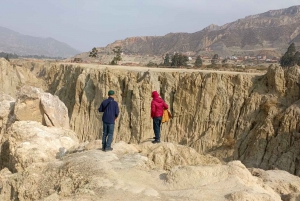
152, 140, 160, 144
101, 147, 105, 151
105, 147, 113, 151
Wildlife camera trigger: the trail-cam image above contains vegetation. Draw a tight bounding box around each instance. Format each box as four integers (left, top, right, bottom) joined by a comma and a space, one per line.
222, 58, 228, 64
0, 52, 65, 60
194, 56, 202, 67
171, 53, 188, 67
280, 43, 300, 67
146, 61, 158, 67
163, 53, 171, 66
110, 46, 122, 65
89, 47, 98, 58
0, 52, 18, 60
211, 54, 219, 65
22, 55, 65, 59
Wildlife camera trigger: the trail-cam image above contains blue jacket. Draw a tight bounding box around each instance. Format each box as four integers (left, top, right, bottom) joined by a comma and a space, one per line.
98, 97, 119, 124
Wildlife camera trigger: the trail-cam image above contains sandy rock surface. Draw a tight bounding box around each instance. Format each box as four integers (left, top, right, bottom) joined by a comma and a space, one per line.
1, 138, 300, 201
0, 121, 78, 172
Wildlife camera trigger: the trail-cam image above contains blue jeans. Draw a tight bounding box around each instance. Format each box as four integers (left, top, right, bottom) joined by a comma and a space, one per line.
102, 122, 115, 149
153, 117, 162, 141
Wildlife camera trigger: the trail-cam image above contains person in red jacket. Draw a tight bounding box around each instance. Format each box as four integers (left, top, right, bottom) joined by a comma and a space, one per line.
151, 91, 168, 143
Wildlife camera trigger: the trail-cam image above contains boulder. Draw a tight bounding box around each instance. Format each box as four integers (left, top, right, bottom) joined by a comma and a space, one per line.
0, 121, 78, 172
14, 86, 69, 129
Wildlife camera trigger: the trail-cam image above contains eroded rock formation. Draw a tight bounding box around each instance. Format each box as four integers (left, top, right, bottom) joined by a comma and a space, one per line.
41, 62, 300, 176
1, 59, 300, 177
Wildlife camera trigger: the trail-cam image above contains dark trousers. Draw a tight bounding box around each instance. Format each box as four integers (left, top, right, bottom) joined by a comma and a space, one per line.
102, 122, 115, 149
153, 117, 162, 141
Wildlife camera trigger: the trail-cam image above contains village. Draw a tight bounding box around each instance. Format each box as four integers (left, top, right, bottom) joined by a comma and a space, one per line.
71, 51, 280, 69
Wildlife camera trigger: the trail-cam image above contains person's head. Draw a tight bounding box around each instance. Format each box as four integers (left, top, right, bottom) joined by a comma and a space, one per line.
152, 91, 159, 98
108, 90, 115, 97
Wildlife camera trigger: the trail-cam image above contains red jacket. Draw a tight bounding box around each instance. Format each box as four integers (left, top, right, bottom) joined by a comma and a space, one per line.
151, 91, 168, 118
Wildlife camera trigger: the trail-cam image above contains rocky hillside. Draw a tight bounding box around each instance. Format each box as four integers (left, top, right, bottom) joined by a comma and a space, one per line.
89, 5, 300, 57
0, 26, 80, 57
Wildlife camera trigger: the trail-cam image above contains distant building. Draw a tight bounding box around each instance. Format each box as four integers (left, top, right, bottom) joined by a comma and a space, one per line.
257, 55, 266, 60
205, 47, 211, 51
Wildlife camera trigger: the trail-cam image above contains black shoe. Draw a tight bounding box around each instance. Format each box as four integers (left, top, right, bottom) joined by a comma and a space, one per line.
101, 147, 105, 151
105, 147, 113, 151
152, 140, 160, 144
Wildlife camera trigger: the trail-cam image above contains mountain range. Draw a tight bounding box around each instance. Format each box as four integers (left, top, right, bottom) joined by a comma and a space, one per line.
0, 26, 79, 58
97, 5, 300, 58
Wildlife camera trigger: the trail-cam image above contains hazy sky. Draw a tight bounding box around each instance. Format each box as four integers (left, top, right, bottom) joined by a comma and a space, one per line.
0, 0, 299, 52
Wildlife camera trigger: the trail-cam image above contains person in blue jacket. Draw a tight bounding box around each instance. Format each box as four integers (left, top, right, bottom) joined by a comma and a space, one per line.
98, 90, 119, 151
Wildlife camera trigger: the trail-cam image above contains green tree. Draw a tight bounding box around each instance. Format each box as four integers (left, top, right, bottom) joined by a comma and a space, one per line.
171, 53, 179, 67
280, 43, 297, 67
179, 54, 188, 67
89, 47, 98, 58
194, 56, 202, 67
171, 53, 188, 67
110, 46, 122, 65
211, 54, 219, 65
163, 53, 170, 66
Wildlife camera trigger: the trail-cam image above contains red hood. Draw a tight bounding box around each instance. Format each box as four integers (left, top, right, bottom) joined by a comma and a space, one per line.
152, 91, 159, 98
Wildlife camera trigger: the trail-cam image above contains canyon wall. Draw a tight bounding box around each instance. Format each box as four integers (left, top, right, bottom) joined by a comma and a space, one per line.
2, 58, 300, 175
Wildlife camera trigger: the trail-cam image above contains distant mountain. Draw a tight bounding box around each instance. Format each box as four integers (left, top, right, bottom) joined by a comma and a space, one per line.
94, 5, 300, 57
0, 26, 80, 57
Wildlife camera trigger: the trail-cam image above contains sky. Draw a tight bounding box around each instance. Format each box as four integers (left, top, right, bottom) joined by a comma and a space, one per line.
0, 0, 299, 52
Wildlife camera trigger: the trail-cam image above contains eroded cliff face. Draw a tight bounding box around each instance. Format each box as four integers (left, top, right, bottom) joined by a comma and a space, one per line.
2, 59, 300, 175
